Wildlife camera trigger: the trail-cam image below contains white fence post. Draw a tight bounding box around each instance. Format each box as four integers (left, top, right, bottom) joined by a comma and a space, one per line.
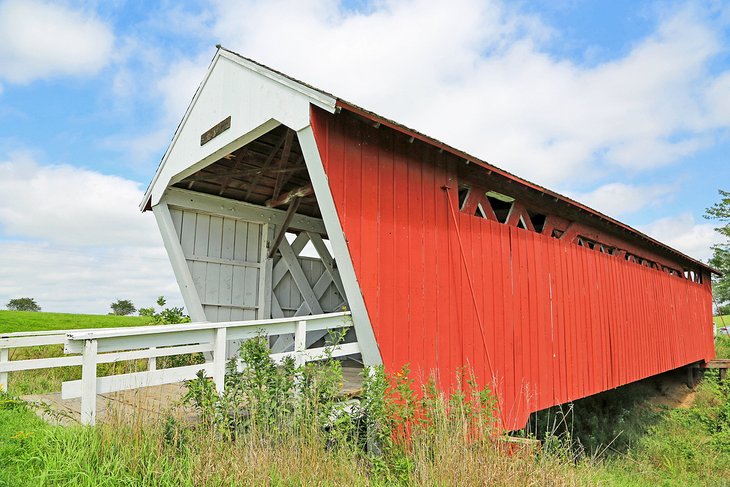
80, 339, 98, 426
148, 347, 157, 372
295, 320, 307, 367
0, 348, 8, 393
213, 327, 227, 393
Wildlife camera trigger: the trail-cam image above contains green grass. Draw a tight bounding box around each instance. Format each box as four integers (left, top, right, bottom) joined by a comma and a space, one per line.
1, 311, 154, 396
0, 310, 150, 334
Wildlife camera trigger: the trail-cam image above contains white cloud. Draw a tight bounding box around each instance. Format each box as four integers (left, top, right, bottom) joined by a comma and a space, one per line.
187, 1, 730, 187
155, 54, 210, 126
0, 153, 182, 314
0, 241, 181, 314
0, 0, 114, 84
570, 182, 675, 219
0, 153, 158, 247
639, 213, 724, 262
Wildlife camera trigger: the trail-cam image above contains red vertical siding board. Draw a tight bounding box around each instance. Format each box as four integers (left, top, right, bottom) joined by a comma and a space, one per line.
551, 239, 568, 404
548, 239, 562, 405
407, 144, 424, 373
599, 255, 609, 387
589, 251, 604, 393
492, 220, 509, 416
525, 231, 540, 409
458, 212, 473, 383
485, 221, 498, 402
579, 247, 593, 397
360, 121, 380, 343
377, 130, 395, 366
568, 245, 583, 398
342, 117, 362, 274
421, 150, 438, 376
561, 243, 576, 401
434, 158, 451, 389
392, 137, 410, 371
610, 257, 624, 386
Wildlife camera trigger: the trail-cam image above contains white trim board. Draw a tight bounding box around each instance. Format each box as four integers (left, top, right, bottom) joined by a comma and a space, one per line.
297, 126, 382, 366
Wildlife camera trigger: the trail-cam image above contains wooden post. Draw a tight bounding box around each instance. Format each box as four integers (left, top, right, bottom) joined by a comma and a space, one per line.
0, 348, 8, 393
148, 347, 157, 372
80, 339, 98, 426
213, 327, 227, 393
294, 320, 307, 367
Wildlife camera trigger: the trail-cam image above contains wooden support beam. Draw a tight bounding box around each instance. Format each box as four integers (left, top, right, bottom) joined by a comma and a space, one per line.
164, 188, 327, 235
190, 164, 302, 186
270, 130, 295, 202
243, 133, 287, 201
268, 197, 302, 258
505, 201, 535, 231
274, 154, 305, 192
217, 148, 249, 196
461, 187, 497, 221
266, 184, 313, 208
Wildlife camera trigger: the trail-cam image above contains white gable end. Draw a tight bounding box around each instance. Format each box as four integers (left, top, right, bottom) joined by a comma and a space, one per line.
144, 50, 337, 208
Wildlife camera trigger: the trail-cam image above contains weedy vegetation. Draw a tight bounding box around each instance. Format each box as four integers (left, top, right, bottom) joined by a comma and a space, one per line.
1, 315, 729, 485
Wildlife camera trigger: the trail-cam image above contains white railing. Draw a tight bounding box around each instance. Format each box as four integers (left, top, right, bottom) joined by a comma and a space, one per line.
0, 326, 161, 392
1, 312, 356, 425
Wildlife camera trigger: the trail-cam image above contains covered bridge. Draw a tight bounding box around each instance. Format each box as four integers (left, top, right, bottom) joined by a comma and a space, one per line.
141, 47, 716, 430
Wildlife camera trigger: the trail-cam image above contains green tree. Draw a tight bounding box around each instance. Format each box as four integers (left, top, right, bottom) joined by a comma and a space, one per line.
6, 298, 41, 312
705, 189, 730, 312
110, 299, 136, 316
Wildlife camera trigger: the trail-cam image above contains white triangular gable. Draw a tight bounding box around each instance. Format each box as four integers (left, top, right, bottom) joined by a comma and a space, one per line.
142, 49, 337, 209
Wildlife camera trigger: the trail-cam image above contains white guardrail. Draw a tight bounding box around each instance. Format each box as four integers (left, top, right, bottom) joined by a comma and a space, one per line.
0, 312, 356, 425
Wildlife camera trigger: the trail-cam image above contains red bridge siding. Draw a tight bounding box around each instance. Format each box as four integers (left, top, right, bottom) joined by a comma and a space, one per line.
310, 107, 715, 430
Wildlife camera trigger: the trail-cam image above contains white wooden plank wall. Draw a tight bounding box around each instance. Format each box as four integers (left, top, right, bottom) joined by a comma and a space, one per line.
169, 207, 348, 356
170, 209, 262, 323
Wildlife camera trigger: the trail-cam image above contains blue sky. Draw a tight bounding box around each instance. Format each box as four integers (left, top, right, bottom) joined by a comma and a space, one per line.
0, 0, 728, 314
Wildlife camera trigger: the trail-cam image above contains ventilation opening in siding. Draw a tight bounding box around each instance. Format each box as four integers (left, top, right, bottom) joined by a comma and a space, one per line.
485, 191, 514, 223
528, 212, 547, 233
458, 186, 469, 210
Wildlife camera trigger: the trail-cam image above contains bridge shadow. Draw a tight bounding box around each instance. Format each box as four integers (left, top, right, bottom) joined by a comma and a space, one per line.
523, 366, 697, 456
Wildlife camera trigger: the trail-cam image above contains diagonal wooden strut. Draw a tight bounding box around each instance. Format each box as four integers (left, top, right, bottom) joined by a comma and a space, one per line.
268, 197, 301, 258
266, 184, 313, 208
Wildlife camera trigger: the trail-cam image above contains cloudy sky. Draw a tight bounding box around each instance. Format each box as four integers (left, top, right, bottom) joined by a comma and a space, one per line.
0, 0, 728, 314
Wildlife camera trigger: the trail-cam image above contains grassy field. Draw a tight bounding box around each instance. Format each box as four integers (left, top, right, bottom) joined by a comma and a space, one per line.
1, 311, 154, 395
0, 314, 729, 485
0, 310, 150, 334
